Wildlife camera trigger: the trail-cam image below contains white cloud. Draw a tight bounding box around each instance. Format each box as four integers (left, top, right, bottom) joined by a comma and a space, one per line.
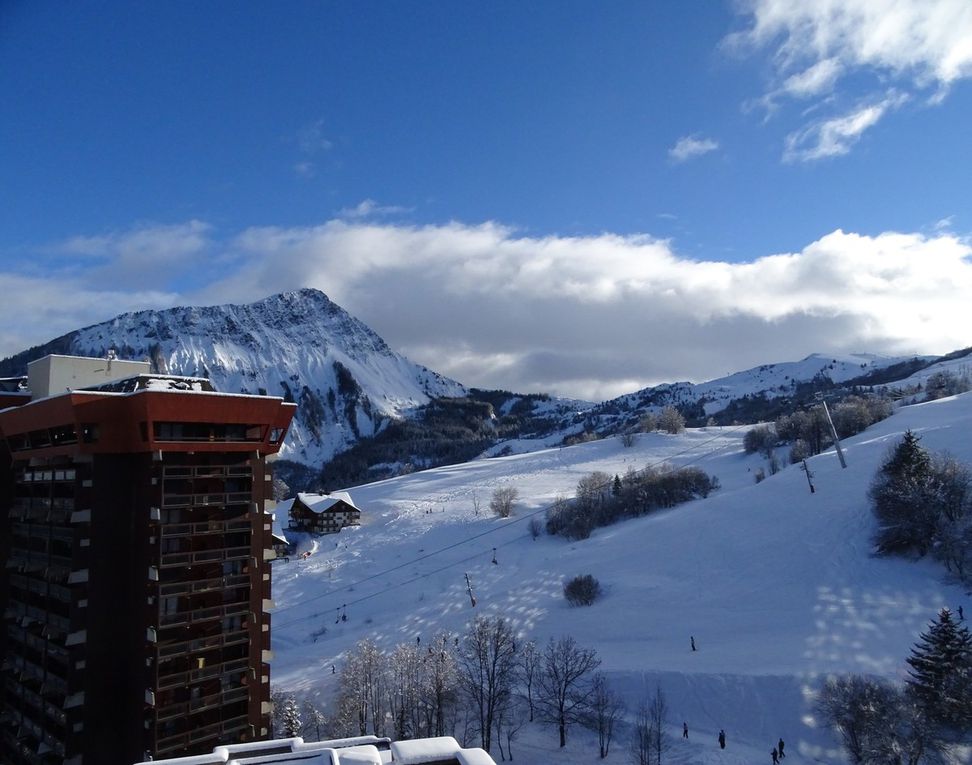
0, 271, 178, 356
780, 58, 843, 98
783, 92, 908, 162
729, 0, 972, 159
296, 119, 333, 154
669, 135, 720, 163
5, 220, 971, 401
204, 220, 972, 399
731, 0, 972, 87
337, 199, 411, 219
55, 220, 213, 288
294, 161, 316, 178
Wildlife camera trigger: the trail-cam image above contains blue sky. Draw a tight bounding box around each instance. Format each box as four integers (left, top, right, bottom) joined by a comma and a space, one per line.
2, 1, 971, 399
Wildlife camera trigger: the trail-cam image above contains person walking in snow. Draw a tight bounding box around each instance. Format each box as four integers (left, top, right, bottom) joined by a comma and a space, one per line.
778, 737, 785, 758
683, 722, 688, 739
771, 747, 779, 764
718, 729, 726, 749
959, 605, 965, 621
691, 636, 697, 651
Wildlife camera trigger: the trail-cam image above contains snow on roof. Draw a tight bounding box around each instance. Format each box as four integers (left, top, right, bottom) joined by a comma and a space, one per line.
132, 736, 490, 765
296, 491, 359, 514
331, 746, 383, 764
456, 750, 495, 765
224, 751, 330, 764
389, 736, 462, 764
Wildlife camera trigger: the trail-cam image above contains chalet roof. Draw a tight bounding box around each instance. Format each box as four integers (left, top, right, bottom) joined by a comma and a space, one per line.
296, 491, 359, 514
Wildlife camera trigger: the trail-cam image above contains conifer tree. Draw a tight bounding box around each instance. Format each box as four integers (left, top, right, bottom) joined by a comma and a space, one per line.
905, 608, 972, 732
870, 430, 938, 555
279, 693, 303, 738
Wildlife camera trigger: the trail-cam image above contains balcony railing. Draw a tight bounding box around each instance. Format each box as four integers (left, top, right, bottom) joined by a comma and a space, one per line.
159, 546, 251, 568
155, 685, 250, 722
154, 712, 250, 756
161, 492, 252, 509
158, 573, 249, 598
163, 465, 252, 479
158, 600, 249, 628
156, 627, 249, 659
160, 519, 252, 538
156, 656, 251, 690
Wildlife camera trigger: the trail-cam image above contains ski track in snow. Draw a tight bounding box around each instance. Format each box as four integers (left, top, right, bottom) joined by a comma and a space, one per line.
269, 395, 972, 764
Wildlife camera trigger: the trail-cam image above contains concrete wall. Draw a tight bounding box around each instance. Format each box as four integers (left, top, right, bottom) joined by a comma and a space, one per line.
27, 354, 150, 399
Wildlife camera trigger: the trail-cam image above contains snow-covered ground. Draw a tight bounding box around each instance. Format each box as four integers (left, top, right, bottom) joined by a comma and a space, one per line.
269, 393, 972, 764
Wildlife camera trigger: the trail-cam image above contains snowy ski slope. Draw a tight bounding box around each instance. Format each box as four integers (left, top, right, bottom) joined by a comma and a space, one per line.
269, 393, 972, 764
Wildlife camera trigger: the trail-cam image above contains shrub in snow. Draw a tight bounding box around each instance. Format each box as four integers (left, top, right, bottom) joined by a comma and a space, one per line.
528, 516, 543, 539
657, 406, 685, 434
490, 486, 518, 518
563, 574, 601, 607
743, 425, 776, 456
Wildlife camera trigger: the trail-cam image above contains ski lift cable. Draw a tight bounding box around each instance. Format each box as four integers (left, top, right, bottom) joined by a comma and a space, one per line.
273, 422, 751, 621
275, 546, 495, 629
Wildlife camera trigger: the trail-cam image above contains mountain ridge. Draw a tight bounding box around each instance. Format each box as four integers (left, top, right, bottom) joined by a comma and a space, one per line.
1, 289, 968, 486
0, 288, 466, 467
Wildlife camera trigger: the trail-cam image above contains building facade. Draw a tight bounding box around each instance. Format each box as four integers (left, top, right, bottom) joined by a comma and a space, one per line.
0, 356, 296, 765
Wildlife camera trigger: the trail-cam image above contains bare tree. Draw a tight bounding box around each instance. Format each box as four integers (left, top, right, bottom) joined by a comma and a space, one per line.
585, 672, 625, 759
536, 635, 601, 747
517, 640, 539, 722
339, 638, 387, 736
421, 632, 459, 737
301, 699, 327, 741
816, 675, 942, 765
494, 698, 526, 762
456, 615, 518, 752
647, 686, 670, 765
630, 688, 669, 765
657, 406, 685, 435
490, 486, 519, 518
630, 698, 653, 765
387, 642, 424, 739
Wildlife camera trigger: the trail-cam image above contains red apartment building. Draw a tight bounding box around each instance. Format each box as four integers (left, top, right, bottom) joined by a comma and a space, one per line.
0, 355, 296, 765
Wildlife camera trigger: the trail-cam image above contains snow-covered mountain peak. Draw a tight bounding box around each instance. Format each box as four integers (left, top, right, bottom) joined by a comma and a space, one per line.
0, 289, 466, 466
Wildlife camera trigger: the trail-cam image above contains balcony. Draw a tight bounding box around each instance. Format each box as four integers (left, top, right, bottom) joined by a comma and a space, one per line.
155, 685, 250, 722
161, 492, 253, 509
156, 627, 249, 659
156, 656, 250, 690
153, 712, 250, 757
158, 573, 249, 598
158, 601, 249, 629
163, 465, 252, 479
159, 546, 251, 568
160, 518, 252, 538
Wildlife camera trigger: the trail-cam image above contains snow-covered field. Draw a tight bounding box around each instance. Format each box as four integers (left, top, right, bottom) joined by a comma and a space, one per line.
269, 393, 972, 764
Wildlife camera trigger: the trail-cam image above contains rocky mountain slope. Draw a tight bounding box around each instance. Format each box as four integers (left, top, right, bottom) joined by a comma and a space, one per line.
0, 289, 465, 467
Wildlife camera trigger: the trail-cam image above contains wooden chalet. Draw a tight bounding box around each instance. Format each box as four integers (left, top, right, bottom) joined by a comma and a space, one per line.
288, 491, 361, 534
